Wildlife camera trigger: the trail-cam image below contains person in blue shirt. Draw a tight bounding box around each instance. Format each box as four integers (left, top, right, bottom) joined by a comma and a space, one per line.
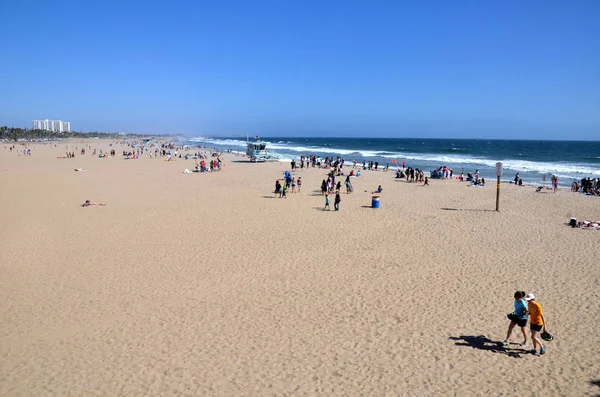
503, 291, 529, 347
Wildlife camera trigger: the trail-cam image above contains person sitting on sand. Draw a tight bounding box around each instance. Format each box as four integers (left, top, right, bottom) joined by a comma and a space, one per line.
81, 200, 106, 207
373, 185, 383, 194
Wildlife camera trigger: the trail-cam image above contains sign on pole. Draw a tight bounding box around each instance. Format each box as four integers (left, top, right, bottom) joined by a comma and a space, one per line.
495, 162, 503, 177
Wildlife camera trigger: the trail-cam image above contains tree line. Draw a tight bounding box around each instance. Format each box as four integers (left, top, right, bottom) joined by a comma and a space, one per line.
0, 126, 160, 141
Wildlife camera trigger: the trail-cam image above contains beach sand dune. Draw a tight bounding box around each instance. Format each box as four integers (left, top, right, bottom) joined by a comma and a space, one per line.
1, 141, 599, 396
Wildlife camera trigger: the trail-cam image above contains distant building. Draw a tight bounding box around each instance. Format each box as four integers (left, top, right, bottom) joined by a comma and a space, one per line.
32, 119, 71, 132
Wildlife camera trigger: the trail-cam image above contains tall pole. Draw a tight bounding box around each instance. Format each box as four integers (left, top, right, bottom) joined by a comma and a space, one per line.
496, 175, 501, 211
495, 162, 503, 212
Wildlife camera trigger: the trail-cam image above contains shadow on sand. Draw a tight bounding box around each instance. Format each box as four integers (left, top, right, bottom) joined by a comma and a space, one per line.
441, 208, 496, 212
313, 206, 331, 212
449, 335, 529, 358
261, 195, 278, 199
590, 379, 600, 397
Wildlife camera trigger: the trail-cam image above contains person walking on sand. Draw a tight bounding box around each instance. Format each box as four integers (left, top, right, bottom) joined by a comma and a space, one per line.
334, 193, 341, 211
280, 183, 287, 198
324, 194, 330, 210
525, 293, 547, 355
297, 177, 302, 193
503, 291, 529, 347
275, 180, 282, 197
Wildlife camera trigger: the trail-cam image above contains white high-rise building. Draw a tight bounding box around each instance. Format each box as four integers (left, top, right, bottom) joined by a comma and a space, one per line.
32, 119, 71, 132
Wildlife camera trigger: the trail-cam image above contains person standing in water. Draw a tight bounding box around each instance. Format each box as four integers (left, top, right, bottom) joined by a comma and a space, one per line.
552, 175, 559, 193
503, 291, 529, 347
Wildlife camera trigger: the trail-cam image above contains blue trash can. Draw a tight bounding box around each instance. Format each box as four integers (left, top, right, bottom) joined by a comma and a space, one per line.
372, 195, 380, 208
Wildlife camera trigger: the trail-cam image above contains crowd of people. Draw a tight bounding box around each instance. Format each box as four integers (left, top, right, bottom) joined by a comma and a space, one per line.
290, 155, 396, 175
274, 171, 302, 198
431, 166, 454, 179
193, 159, 222, 172
571, 177, 600, 196
396, 167, 427, 183
8, 146, 33, 156
320, 172, 355, 196
461, 169, 485, 186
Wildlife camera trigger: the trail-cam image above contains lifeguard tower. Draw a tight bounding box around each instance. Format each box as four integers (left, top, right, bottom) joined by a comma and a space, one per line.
246, 141, 270, 162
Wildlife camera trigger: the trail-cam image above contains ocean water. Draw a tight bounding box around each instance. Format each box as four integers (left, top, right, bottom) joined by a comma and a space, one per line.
181, 136, 600, 184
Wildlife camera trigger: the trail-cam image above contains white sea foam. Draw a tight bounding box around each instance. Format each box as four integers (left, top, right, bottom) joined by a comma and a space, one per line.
189, 137, 248, 148
377, 153, 600, 176
185, 136, 600, 177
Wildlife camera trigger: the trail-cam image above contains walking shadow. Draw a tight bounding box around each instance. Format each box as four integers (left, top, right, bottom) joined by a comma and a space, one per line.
449, 335, 527, 358
591, 379, 600, 397
441, 208, 495, 212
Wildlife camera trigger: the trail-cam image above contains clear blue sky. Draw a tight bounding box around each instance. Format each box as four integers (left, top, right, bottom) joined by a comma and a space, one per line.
1, 0, 599, 139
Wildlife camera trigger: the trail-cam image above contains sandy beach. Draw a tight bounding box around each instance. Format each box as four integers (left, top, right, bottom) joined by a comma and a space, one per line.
1, 139, 599, 396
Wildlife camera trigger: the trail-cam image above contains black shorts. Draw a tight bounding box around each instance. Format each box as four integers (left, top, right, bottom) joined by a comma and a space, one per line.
515, 318, 527, 328
530, 323, 543, 332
